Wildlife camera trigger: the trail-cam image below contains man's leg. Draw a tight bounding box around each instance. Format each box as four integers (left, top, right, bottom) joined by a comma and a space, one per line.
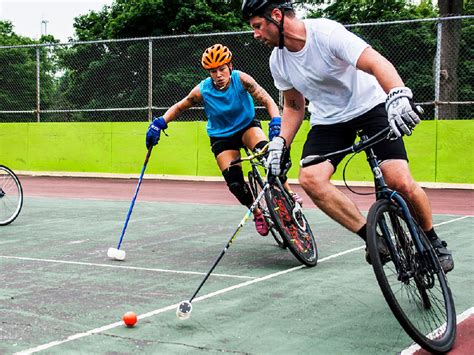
381, 159, 454, 273
299, 161, 366, 233
299, 160, 391, 264
381, 160, 432, 229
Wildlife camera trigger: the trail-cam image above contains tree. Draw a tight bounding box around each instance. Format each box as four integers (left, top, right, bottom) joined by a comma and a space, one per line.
438, 0, 463, 119
0, 21, 57, 122
306, 0, 438, 117
73, 0, 247, 40
54, 0, 251, 122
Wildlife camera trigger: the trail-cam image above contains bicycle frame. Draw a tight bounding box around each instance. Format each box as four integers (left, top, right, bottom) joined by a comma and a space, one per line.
237, 146, 318, 266
301, 124, 455, 351
301, 128, 431, 267
242, 147, 300, 219
362, 136, 430, 259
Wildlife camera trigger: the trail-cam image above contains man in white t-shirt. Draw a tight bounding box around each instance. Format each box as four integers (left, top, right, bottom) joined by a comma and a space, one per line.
242, 0, 454, 273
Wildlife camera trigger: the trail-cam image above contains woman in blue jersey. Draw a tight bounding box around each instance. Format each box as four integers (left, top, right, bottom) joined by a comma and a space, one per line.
145, 44, 301, 236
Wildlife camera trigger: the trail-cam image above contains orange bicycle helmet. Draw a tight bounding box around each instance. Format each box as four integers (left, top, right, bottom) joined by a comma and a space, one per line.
201, 44, 232, 70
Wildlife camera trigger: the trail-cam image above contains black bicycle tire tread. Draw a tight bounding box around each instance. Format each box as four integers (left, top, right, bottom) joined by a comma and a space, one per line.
367, 199, 456, 353
0, 165, 24, 226
266, 184, 317, 267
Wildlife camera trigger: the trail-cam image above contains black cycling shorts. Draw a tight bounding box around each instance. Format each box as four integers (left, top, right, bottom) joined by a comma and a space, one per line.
301, 103, 408, 170
210, 119, 262, 157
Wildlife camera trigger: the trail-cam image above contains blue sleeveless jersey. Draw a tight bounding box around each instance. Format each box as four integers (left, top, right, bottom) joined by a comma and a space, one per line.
199, 70, 255, 137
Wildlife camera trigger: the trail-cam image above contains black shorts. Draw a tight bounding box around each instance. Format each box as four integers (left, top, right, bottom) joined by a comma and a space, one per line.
301, 103, 408, 170
210, 119, 262, 157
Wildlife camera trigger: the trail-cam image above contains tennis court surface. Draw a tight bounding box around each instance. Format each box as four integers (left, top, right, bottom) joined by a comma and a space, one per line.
1, 176, 473, 354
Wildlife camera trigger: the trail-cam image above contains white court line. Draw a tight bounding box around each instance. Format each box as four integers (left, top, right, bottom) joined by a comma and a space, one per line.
434, 215, 471, 227
13, 215, 469, 354
400, 307, 474, 355
0, 255, 254, 280
13, 246, 361, 355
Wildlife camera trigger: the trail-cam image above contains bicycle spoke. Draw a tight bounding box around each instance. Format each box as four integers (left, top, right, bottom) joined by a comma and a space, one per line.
0, 165, 23, 225
266, 183, 317, 266
367, 199, 455, 353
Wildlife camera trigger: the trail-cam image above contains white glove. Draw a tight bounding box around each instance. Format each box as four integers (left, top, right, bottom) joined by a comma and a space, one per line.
385, 87, 420, 138
265, 136, 286, 176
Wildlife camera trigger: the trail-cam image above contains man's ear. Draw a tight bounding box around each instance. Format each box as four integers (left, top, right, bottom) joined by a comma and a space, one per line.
271, 8, 283, 23
228, 63, 233, 71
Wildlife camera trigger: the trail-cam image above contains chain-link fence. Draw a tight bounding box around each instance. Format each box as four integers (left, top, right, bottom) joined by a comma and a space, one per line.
0, 15, 472, 123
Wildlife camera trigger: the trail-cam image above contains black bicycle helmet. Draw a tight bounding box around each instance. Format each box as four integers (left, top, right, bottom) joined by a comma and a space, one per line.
241, 0, 293, 21
242, 0, 293, 49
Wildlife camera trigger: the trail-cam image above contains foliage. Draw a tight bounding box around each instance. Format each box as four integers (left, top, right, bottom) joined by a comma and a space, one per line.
305, 0, 472, 119
0, 1, 472, 121
73, 0, 246, 40
53, 0, 250, 121
458, 0, 474, 118
0, 21, 57, 121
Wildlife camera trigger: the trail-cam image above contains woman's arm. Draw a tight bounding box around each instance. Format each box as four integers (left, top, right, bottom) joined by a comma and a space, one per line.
162, 85, 203, 123
239, 71, 280, 118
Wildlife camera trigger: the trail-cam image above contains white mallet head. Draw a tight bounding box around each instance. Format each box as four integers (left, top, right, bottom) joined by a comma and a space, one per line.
107, 247, 126, 261
176, 301, 192, 320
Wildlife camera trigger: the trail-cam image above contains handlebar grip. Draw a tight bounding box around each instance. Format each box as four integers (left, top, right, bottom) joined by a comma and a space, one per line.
410, 101, 424, 116
300, 155, 327, 168
230, 158, 242, 166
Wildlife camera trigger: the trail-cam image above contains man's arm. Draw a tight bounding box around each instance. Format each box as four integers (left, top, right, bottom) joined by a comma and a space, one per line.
356, 47, 404, 93
240, 71, 280, 118
280, 88, 306, 146
163, 85, 202, 123
357, 47, 420, 137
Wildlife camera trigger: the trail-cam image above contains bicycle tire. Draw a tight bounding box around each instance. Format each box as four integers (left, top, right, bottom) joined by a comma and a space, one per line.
0, 165, 24, 226
248, 171, 286, 249
367, 199, 456, 353
266, 183, 318, 267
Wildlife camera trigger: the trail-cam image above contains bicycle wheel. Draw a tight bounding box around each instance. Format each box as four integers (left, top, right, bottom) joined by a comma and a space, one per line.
367, 199, 456, 353
0, 165, 24, 226
248, 171, 286, 249
266, 182, 318, 267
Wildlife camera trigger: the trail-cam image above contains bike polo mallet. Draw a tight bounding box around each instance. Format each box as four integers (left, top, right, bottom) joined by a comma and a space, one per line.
107, 146, 153, 261
176, 153, 269, 320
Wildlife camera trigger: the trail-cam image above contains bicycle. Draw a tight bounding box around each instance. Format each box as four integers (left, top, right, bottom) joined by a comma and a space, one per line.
233, 146, 318, 267
301, 127, 456, 353
176, 146, 319, 320
0, 165, 24, 226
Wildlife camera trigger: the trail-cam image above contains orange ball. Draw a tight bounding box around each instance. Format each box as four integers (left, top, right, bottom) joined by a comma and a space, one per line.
122, 311, 138, 327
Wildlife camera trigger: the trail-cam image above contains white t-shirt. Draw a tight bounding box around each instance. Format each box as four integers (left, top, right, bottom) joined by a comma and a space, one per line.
270, 18, 386, 125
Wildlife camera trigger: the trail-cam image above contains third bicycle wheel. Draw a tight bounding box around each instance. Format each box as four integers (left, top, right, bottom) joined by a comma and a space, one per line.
0, 165, 24, 226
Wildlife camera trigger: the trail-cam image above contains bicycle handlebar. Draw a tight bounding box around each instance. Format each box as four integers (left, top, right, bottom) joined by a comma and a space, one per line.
300, 127, 392, 168
300, 105, 424, 168
229, 143, 269, 166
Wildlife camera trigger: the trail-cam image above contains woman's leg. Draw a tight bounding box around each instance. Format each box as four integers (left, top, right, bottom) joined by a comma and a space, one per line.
216, 149, 269, 236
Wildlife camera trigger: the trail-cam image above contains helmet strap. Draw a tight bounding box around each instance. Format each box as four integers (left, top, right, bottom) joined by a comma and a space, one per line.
264, 12, 285, 49
212, 64, 232, 90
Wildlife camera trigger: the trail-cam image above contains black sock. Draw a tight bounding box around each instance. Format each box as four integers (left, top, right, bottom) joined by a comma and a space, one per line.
356, 224, 367, 242
424, 228, 438, 242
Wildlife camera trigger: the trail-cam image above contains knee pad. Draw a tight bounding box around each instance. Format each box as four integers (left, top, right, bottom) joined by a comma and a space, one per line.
222, 165, 253, 207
